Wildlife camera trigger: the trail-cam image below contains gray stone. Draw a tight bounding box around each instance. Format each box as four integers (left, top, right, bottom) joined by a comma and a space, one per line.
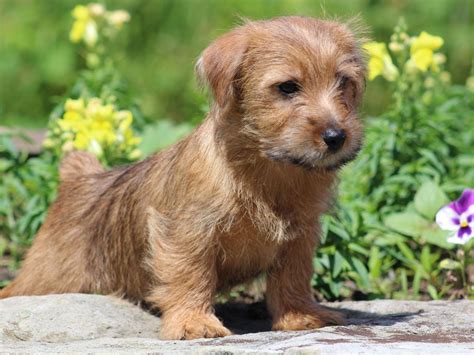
0, 294, 473, 353
0, 127, 46, 155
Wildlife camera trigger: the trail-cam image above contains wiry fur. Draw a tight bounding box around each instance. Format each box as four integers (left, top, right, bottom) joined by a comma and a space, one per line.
0, 16, 366, 340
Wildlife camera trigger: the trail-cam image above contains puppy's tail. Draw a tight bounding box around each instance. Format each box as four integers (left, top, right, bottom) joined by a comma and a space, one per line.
60, 151, 104, 181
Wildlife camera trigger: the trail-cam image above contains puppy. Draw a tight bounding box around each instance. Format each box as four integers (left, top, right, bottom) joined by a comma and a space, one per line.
0, 16, 366, 340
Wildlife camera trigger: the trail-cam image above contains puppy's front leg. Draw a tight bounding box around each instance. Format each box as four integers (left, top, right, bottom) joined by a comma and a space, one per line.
267, 233, 345, 331
146, 211, 231, 340
147, 252, 231, 340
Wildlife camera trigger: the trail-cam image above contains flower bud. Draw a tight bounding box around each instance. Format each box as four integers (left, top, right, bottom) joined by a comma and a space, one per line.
440, 71, 451, 84
466, 76, 474, 91
84, 21, 98, 47
107, 10, 131, 28
86, 53, 101, 68
88, 3, 105, 17
62, 141, 75, 153
389, 42, 403, 54
424, 77, 435, 88
433, 53, 446, 65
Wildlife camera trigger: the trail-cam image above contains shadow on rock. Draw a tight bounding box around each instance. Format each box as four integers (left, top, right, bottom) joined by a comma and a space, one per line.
334, 306, 422, 327
215, 301, 272, 334
213, 301, 422, 334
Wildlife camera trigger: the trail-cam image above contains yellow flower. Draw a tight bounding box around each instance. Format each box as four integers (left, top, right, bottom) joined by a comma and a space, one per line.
70, 5, 91, 43
70, 20, 87, 43
65, 98, 85, 113
88, 102, 114, 124
411, 49, 434, 72
70, 4, 131, 47
69, 5, 98, 47
72, 5, 90, 21
85, 98, 102, 116
363, 42, 399, 81
91, 121, 116, 145
411, 31, 443, 53
58, 111, 83, 131
408, 31, 444, 72
52, 97, 141, 162
73, 131, 90, 150
116, 110, 133, 132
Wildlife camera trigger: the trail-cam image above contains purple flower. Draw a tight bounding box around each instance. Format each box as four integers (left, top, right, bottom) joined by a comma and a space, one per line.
436, 189, 474, 245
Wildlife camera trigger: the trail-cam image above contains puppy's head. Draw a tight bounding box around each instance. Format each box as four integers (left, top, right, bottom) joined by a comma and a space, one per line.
197, 16, 366, 171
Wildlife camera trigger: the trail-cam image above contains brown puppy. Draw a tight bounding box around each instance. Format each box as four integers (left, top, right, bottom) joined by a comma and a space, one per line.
0, 16, 366, 340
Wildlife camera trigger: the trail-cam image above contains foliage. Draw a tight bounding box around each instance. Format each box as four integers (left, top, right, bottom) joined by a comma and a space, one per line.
0, 3, 144, 267
42, 4, 146, 167
0, 0, 472, 127
0, 133, 58, 268
314, 21, 474, 301
139, 120, 194, 156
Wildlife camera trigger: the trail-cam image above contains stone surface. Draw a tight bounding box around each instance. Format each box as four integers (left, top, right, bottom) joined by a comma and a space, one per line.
1, 294, 473, 353
0, 127, 46, 155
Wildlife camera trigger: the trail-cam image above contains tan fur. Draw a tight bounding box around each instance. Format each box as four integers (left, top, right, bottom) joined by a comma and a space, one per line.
0, 17, 366, 340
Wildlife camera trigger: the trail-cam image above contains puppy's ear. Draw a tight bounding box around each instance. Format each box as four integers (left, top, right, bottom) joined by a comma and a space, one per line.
196, 27, 248, 109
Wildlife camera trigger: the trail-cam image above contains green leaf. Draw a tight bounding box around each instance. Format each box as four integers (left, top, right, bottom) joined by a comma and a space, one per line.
368, 246, 382, 279
418, 148, 447, 174
384, 212, 429, 237
139, 120, 194, 155
329, 281, 341, 297
421, 225, 455, 249
439, 259, 462, 270
332, 250, 344, 278
348, 243, 370, 256
328, 223, 351, 241
351, 257, 370, 289
412, 267, 422, 298
400, 269, 408, 296
427, 285, 439, 300
420, 245, 432, 272
396, 241, 416, 264
414, 180, 449, 220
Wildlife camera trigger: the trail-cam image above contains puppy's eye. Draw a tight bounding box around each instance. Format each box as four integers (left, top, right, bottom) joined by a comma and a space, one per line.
277, 81, 300, 96
338, 75, 349, 90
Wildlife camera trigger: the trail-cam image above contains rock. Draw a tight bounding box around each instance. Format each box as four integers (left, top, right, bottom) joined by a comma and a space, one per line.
0, 127, 46, 155
1, 294, 473, 353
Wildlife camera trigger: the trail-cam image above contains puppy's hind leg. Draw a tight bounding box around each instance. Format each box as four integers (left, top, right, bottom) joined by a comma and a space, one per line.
0, 152, 105, 298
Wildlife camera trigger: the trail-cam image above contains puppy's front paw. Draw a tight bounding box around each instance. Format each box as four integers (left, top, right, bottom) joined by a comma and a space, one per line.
161, 312, 232, 340
272, 307, 346, 331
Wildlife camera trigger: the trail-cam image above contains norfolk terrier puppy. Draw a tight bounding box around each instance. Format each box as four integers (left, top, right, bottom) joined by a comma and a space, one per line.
0, 16, 366, 340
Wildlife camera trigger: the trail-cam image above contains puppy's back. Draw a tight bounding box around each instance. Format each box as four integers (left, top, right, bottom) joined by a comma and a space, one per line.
60, 151, 104, 181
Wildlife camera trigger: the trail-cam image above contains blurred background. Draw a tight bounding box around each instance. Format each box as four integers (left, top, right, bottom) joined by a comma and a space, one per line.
0, 0, 472, 128
0, 0, 473, 300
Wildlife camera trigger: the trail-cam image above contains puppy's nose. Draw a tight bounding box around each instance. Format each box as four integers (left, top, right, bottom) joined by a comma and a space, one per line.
321, 128, 346, 151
